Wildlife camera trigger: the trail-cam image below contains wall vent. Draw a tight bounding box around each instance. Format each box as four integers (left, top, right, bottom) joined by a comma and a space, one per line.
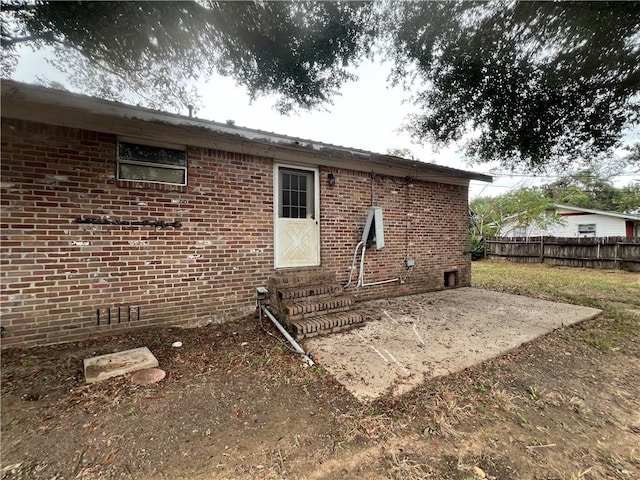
96, 306, 141, 325
444, 271, 458, 288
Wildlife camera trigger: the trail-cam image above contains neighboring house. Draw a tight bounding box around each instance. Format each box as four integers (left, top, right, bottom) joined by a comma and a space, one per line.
507, 204, 640, 238
0, 80, 490, 347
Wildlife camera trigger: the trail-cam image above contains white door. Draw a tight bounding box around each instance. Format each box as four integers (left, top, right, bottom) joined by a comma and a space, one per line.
274, 165, 320, 268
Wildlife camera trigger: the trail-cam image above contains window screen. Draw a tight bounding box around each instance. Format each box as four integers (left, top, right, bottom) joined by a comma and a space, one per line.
117, 141, 187, 186
578, 224, 596, 236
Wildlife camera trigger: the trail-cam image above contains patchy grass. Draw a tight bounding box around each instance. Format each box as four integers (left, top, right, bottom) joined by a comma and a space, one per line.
472, 261, 639, 306
473, 261, 640, 351
2, 261, 639, 480
581, 332, 611, 352
386, 452, 431, 480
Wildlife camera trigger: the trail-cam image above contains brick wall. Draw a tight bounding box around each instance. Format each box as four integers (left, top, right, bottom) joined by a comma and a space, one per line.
319, 167, 471, 301
1, 118, 471, 347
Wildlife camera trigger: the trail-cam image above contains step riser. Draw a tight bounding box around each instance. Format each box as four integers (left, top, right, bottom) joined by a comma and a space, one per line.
269, 272, 336, 288
291, 313, 364, 339
296, 323, 364, 340
278, 284, 340, 300
283, 305, 353, 323
284, 298, 353, 317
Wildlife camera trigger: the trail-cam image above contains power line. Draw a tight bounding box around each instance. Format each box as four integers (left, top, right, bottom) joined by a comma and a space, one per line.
471, 172, 639, 179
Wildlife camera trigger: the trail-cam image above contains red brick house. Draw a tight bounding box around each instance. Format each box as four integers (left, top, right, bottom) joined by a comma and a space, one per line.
1, 80, 490, 347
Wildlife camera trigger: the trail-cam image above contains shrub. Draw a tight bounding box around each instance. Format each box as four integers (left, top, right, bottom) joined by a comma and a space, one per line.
470, 236, 486, 261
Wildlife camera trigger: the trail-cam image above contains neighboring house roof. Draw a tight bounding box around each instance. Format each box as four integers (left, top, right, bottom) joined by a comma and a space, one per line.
554, 204, 640, 221
1, 79, 491, 186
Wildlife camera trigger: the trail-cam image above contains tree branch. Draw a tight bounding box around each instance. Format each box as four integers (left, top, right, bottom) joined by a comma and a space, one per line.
2, 35, 39, 47
0, 2, 38, 13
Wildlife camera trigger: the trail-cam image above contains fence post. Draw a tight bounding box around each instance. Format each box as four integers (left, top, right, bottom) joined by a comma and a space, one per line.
539, 237, 544, 263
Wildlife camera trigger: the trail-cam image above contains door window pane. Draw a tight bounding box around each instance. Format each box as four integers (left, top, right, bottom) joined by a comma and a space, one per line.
279, 168, 314, 219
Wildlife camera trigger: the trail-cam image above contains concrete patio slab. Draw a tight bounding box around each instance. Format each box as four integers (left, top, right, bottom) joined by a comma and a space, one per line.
84, 347, 159, 384
303, 288, 601, 402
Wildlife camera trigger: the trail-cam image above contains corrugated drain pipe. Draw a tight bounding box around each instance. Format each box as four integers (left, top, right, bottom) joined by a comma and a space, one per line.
260, 305, 315, 367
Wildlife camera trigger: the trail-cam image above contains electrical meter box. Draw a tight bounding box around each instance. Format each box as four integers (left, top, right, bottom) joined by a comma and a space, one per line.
362, 207, 385, 249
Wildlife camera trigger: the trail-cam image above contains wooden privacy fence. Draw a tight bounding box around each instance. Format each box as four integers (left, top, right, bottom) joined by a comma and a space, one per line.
485, 236, 640, 272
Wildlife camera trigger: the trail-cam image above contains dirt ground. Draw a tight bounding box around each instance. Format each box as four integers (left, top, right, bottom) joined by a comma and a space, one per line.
2, 262, 639, 480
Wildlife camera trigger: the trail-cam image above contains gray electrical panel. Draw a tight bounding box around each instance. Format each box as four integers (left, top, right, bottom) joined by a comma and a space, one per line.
362, 207, 385, 249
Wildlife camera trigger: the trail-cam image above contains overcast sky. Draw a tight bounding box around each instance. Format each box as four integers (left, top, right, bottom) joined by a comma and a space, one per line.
10, 48, 638, 199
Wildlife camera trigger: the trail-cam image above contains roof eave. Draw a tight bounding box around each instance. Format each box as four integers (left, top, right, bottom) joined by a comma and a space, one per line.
1, 79, 492, 184
555, 204, 640, 221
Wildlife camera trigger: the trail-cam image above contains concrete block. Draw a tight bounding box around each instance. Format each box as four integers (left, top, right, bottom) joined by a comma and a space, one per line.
84, 347, 159, 384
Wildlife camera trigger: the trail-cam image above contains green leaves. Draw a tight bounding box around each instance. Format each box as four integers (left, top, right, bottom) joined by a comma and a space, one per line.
2, 1, 376, 113
2, 1, 638, 172
385, 1, 640, 172
471, 169, 640, 243
541, 169, 640, 213
470, 189, 561, 237
203, 1, 376, 112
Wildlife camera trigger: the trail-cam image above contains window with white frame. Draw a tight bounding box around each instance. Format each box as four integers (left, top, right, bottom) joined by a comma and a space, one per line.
577, 223, 596, 237
117, 141, 187, 186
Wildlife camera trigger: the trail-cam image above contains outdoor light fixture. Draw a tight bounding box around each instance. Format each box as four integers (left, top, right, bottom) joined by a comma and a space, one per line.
327, 172, 336, 187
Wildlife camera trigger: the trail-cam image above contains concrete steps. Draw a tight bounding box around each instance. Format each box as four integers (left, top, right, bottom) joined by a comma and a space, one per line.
268, 271, 363, 339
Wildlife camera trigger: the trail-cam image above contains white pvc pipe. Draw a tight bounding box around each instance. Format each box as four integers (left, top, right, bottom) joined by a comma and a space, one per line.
261, 305, 315, 367
356, 242, 367, 288
357, 244, 399, 288
347, 237, 399, 289
344, 240, 365, 289
362, 278, 399, 287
